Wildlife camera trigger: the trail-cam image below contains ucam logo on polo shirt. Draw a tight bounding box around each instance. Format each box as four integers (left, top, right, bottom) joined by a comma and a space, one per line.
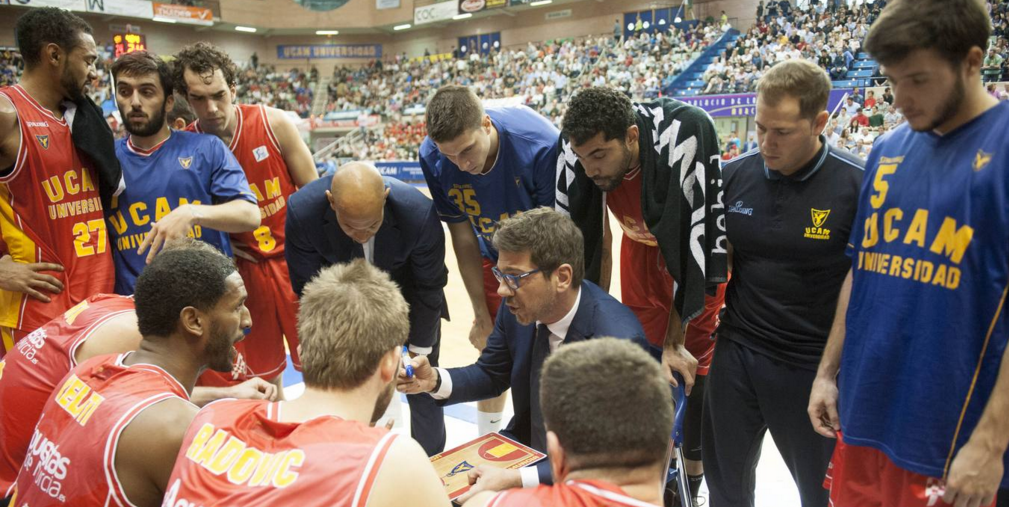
805, 208, 831, 240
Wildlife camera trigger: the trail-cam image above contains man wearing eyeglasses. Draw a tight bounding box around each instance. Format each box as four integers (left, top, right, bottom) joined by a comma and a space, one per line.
285, 161, 450, 456
397, 207, 648, 499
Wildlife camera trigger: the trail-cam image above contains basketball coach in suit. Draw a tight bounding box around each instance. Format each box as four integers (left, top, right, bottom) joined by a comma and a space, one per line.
398, 207, 648, 498
285, 161, 449, 455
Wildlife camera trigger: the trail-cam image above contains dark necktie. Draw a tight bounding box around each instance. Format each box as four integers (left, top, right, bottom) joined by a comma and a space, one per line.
529, 323, 552, 451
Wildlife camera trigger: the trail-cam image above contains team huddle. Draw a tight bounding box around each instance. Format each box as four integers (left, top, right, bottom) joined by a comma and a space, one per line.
1, 0, 1008, 506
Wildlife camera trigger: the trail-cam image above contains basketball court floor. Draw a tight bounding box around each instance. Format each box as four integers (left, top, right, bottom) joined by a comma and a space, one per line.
278, 186, 803, 507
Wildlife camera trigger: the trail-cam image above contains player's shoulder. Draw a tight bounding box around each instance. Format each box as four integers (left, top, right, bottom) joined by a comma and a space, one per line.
489, 105, 559, 146
194, 397, 268, 422
722, 147, 764, 179
639, 97, 715, 126
418, 137, 443, 167
173, 128, 221, 146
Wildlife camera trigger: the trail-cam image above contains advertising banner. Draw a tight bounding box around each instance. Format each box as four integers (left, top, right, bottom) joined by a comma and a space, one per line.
277, 44, 382, 59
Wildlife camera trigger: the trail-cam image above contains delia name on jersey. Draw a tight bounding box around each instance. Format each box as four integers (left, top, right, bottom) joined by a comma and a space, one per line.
184, 422, 305, 488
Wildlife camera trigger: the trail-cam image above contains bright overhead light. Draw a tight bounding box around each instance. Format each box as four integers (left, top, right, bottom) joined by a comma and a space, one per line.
152, 16, 177, 23
453, 13, 472, 20
235, 26, 257, 32
316, 30, 339, 35
394, 23, 411, 30
530, 0, 552, 5
674, 17, 682, 23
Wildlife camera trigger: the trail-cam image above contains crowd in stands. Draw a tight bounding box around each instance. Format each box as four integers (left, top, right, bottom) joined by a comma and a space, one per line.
235, 63, 317, 118
322, 21, 726, 160
4, 0, 1009, 163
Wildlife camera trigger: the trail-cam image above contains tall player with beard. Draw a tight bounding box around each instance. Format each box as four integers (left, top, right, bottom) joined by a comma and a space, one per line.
109, 50, 260, 296
174, 43, 319, 390
0, 8, 115, 357
162, 260, 450, 507
559, 88, 728, 503
7, 246, 252, 507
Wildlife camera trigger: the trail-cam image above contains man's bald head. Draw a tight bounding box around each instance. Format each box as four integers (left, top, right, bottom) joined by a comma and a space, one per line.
326, 162, 390, 244
330, 163, 386, 209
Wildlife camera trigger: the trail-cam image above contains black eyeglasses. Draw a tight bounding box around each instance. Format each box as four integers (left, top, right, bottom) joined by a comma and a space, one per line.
491, 266, 542, 291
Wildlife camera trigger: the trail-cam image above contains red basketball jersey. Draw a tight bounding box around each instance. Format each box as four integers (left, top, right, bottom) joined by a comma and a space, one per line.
606, 167, 657, 247
164, 399, 397, 507
487, 480, 660, 507
189, 104, 297, 260
0, 86, 114, 333
0, 293, 134, 494
8, 353, 189, 505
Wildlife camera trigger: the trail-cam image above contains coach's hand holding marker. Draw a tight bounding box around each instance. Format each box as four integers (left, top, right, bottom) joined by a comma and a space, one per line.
397, 354, 437, 394
402, 345, 414, 378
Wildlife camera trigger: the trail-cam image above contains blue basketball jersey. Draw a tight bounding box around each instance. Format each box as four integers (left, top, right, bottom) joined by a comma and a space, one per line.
842, 101, 1009, 484
110, 130, 257, 294
419, 105, 558, 260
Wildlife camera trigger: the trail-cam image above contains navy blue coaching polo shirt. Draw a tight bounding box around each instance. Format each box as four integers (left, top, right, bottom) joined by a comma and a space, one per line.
719, 138, 864, 368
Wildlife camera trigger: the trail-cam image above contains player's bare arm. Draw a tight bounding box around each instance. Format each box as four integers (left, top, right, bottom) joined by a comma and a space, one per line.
0, 94, 19, 171
448, 221, 494, 350
365, 437, 451, 507
0, 95, 66, 301
73, 312, 143, 362
266, 106, 318, 188
943, 340, 1009, 507
660, 302, 697, 394
115, 397, 199, 507
808, 269, 852, 439
189, 377, 280, 406
138, 199, 260, 263
456, 465, 521, 504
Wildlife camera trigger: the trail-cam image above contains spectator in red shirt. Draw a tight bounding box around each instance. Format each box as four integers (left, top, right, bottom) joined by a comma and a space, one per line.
855, 108, 870, 127
864, 90, 877, 109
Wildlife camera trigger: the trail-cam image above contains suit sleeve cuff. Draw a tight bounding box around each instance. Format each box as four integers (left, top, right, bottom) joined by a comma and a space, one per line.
431, 368, 453, 400
408, 344, 432, 356
520, 467, 541, 488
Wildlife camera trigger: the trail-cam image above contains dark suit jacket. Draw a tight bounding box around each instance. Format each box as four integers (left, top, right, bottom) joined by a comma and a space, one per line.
285, 175, 449, 349
444, 280, 648, 483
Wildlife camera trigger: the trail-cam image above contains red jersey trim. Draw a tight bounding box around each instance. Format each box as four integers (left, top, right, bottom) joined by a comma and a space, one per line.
569, 481, 661, 507
66, 309, 137, 369
0, 91, 29, 184
258, 105, 283, 154
228, 106, 245, 152
105, 392, 183, 507
125, 133, 172, 157
8, 86, 68, 127
352, 432, 398, 507
114, 354, 191, 402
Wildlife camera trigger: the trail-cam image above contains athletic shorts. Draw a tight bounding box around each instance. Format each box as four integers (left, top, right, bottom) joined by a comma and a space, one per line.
619, 236, 726, 375
0, 327, 28, 360
198, 256, 299, 387
824, 434, 997, 507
